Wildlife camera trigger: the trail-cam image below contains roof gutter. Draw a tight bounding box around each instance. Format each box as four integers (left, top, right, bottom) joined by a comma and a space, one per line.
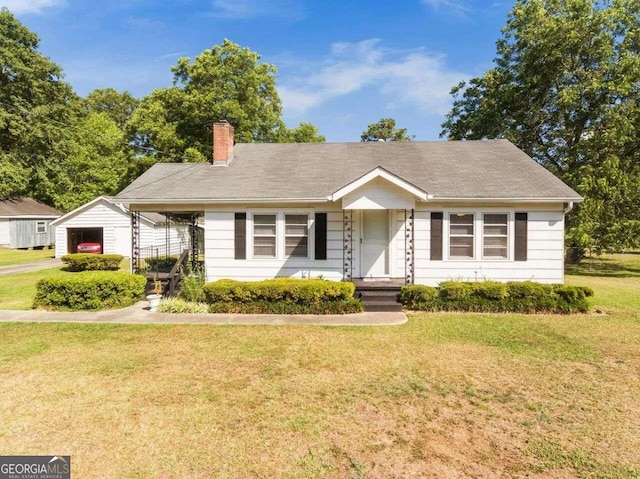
427, 197, 583, 203
120, 198, 330, 205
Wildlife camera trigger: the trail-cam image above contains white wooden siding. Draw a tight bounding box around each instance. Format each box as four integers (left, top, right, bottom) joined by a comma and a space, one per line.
412, 206, 566, 285
204, 203, 351, 281
54, 201, 161, 257
203, 202, 567, 284
342, 177, 416, 210
0, 219, 9, 246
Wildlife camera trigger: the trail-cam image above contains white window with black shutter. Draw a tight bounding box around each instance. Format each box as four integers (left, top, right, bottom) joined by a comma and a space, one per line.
437, 210, 524, 262
245, 211, 314, 260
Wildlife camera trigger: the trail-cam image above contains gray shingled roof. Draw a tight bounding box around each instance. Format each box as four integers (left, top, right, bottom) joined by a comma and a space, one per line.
0, 197, 62, 217
116, 140, 581, 202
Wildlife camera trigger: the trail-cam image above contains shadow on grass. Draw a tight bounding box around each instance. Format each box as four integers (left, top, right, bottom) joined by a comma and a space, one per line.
565, 255, 640, 278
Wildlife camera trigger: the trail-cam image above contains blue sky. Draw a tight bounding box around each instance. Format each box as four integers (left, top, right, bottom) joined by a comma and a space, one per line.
2, 0, 513, 141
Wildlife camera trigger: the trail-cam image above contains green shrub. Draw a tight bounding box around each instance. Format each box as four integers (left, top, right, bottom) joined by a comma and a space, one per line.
179, 263, 206, 302
400, 285, 438, 310
145, 255, 178, 272
203, 278, 355, 305
400, 280, 591, 314
208, 298, 364, 314
61, 254, 124, 271
472, 281, 508, 300
507, 281, 553, 299
439, 281, 473, 300
34, 272, 146, 311
203, 278, 360, 314
158, 297, 208, 314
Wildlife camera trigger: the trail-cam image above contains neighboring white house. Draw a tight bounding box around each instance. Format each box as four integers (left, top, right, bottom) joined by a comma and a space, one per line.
50, 196, 191, 258
0, 197, 61, 249
114, 121, 582, 286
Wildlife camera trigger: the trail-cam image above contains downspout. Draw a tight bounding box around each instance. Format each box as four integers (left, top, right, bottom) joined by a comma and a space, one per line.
563, 201, 574, 214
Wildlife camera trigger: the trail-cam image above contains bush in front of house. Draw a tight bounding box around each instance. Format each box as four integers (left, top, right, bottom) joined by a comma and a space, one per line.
179, 264, 206, 303
33, 271, 146, 311
145, 255, 178, 272
61, 253, 124, 271
157, 297, 208, 314
400, 281, 593, 314
202, 278, 363, 314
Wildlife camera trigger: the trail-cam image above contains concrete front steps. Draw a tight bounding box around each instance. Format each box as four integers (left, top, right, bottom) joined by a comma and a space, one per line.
353, 280, 404, 312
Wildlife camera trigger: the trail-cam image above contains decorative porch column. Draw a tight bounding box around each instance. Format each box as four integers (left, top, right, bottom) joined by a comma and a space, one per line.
131, 210, 141, 274
190, 214, 199, 271
342, 210, 354, 281
404, 209, 415, 284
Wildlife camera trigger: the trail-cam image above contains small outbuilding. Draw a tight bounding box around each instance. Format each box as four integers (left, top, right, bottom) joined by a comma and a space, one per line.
0, 197, 61, 249
51, 196, 191, 258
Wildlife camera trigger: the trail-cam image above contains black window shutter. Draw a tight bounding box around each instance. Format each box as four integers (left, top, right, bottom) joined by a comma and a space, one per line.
430, 212, 443, 261
515, 212, 528, 261
315, 213, 327, 260
234, 212, 246, 260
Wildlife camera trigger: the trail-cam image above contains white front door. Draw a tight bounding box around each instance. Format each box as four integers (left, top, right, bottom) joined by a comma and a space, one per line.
361, 210, 389, 277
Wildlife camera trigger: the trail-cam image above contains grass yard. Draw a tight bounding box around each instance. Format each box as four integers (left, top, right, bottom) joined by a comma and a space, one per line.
0, 247, 54, 266
0, 256, 638, 477
0, 267, 66, 309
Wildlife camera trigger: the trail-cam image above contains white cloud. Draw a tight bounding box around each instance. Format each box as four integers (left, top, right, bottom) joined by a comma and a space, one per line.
209, 0, 303, 20
420, 0, 469, 15
0, 0, 66, 14
279, 39, 468, 117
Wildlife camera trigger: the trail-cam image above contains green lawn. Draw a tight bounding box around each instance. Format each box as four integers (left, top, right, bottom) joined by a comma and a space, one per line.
0, 267, 66, 309
0, 256, 638, 477
0, 247, 54, 266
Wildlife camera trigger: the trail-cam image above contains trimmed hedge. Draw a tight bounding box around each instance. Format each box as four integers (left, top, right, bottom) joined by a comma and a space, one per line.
400, 281, 594, 314
34, 272, 146, 311
61, 254, 124, 271
203, 278, 363, 314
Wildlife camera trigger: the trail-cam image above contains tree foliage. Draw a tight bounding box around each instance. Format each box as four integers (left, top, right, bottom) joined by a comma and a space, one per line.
85, 88, 138, 130
441, 0, 640, 256
0, 13, 324, 211
0, 8, 79, 201
279, 122, 326, 143
361, 118, 414, 142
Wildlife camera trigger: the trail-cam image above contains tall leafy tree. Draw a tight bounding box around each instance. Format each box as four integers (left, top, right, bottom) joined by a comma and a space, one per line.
85, 88, 139, 130
48, 113, 131, 211
0, 8, 79, 201
279, 122, 325, 143
441, 0, 640, 256
361, 118, 414, 142
129, 40, 284, 162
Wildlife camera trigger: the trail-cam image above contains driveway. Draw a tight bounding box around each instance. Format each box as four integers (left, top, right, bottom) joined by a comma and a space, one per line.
0, 258, 62, 276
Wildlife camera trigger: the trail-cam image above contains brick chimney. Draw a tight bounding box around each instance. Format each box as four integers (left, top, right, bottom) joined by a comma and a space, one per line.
212, 120, 234, 165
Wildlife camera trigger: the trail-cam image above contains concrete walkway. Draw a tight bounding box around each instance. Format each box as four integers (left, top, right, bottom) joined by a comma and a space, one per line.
0, 302, 407, 326
0, 258, 62, 276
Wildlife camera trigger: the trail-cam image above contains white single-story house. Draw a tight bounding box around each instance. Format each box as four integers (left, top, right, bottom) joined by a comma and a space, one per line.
0, 197, 61, 249
50, 196, 192, 258
115, 121, 582, 286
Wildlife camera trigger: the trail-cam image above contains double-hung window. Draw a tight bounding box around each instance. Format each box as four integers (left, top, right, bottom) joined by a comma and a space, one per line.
285, 214, 308, 258
483, 213, 508, 259
251, 213, 310, 259
253, 214, 277, 257
36, 221, 47, 234
449, 213, 474, 259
